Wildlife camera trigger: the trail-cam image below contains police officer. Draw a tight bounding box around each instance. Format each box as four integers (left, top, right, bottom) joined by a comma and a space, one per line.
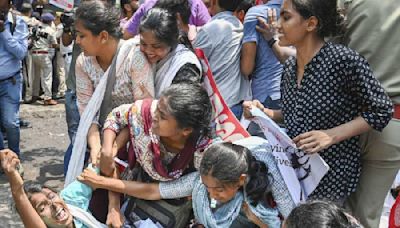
54, 11, 66, 98
31, 12, 57, 105
20, 2, 40, 103
0, 0, 28, 157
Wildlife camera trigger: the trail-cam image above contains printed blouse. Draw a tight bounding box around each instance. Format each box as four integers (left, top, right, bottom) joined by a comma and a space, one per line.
75, 39, 154, 115
281, 42, 393, 201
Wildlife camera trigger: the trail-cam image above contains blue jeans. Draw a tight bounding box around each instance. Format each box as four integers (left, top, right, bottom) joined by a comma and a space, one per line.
64, 89, 80, 175
248, 97, 281, 138
0, 74, 21, 156
230, 102, 244, 121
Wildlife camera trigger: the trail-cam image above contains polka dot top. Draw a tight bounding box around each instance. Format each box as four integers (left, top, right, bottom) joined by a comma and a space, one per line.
281, 42, 393, 201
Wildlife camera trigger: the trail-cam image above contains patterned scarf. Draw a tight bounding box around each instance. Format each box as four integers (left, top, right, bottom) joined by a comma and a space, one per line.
124, 99, 208, 181
192, 176, 281, 228
192, 178, 243, 228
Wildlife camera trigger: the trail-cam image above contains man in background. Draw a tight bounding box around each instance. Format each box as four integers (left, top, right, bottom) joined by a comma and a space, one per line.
345, 1, 400, 227
0, 0, 28, 158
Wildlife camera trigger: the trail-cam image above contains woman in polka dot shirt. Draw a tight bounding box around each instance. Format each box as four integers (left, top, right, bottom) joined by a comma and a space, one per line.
244, 0, 393, 205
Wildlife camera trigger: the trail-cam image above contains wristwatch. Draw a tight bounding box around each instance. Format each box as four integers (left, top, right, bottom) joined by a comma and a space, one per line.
267, 38, 278, 48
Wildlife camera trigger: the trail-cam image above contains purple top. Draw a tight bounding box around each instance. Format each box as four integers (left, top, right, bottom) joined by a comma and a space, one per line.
124, 0, 211, 36
120, 17, 129, 29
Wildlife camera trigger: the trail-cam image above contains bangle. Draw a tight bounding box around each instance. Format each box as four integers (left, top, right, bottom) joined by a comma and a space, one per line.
267, 38, 277, 48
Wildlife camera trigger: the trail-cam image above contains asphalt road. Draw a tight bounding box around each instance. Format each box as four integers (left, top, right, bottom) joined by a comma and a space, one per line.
0, 100, 69, 227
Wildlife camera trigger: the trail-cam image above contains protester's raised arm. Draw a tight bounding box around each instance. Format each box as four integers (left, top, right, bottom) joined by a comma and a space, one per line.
1, 150, 47, 228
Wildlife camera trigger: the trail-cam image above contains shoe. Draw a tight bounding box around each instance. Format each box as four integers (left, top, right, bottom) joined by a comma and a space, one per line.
55, 92, 65, 100
19, 119, 31, 128
23, 96, 39, 104
43, 99, 58, 105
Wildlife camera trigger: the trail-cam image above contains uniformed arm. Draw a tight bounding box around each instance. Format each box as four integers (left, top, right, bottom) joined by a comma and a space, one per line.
48, 27, 58, 48
0, 17, 28, 60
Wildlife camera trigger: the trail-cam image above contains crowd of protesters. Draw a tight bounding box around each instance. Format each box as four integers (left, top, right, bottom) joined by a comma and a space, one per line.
0, 0, 399, 227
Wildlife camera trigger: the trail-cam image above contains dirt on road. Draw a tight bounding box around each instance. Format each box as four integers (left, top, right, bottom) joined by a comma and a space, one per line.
0, 100, 69, 227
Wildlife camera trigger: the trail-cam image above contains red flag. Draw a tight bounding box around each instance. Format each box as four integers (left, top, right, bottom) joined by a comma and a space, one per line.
195, 48, 250, 142
390, 194, 400, 228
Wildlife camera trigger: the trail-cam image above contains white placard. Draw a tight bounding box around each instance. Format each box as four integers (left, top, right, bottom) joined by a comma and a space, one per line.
250, 107, 329, 204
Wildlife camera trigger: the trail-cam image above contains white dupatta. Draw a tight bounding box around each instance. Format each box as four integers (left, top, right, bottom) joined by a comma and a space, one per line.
65, 40, 132, 186
67, 204, 107, 228
154, 44, 201, 98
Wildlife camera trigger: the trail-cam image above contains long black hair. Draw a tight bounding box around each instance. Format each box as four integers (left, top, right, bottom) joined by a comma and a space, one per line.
160, 83, 212, 141
153, 0, 194, 51
139, 8, 179, 50
139, 7, 194, 52
200, 142, 273, 205
290, 0, 344, 38
75, 0, 122, 39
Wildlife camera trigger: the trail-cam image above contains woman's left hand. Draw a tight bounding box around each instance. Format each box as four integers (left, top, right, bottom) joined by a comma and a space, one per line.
77, 168, 103, 189
293, 129, 337, 154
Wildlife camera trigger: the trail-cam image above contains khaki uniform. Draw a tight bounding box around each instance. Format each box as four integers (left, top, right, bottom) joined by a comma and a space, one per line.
31, 23, 57, 100
344, 1, 400, 227
21, 15, 40, 101
55, 23, 66, 97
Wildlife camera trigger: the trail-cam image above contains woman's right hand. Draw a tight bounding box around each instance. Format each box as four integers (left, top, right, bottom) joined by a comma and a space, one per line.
243, 100, 266, 119
77, 168, 104, 189
255, 8, 278, 42
0, 149, 20, 176
106, 207, 124, 228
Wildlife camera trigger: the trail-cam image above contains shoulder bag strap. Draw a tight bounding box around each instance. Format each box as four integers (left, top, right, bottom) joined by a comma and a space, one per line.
98, 42, 121, 126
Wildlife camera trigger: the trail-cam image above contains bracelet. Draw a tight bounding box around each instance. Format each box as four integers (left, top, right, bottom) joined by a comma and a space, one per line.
267, 38, 277, 48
